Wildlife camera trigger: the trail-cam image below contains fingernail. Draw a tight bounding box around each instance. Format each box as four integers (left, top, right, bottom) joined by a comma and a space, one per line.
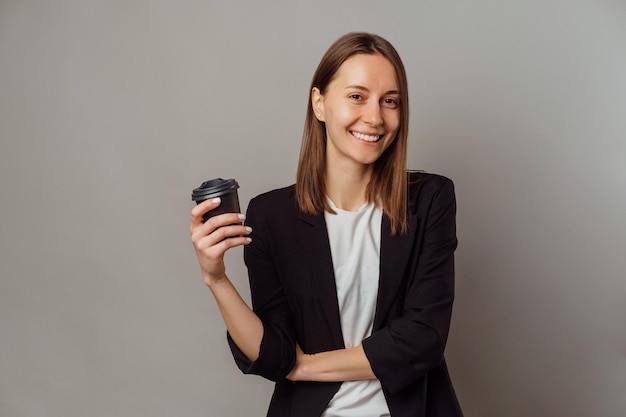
245, 237, 252, 243
211, 197, 221, 204
245, 226, 252, 232
238, 214, 246, 220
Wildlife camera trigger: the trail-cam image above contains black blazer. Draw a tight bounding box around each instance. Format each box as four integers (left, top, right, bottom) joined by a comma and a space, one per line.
228, 172, 463, 417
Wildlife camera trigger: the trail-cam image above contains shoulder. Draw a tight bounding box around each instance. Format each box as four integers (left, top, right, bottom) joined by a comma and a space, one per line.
249, 184, 295, 206
408, 171, 454, 193
406, 171, 455, 214
245, 185, 300, 245
246, 184, 298, 219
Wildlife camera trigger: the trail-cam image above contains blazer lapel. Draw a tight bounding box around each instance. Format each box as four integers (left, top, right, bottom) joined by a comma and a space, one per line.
294, 205, 418, 345
296, 211, 345, 349
374, 212, 417, 330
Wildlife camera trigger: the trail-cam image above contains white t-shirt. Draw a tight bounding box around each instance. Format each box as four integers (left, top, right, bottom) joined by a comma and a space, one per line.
321, 199, 390, 417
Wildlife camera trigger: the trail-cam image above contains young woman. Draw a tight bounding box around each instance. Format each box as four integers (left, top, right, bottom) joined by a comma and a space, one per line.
190, 32, 463, 417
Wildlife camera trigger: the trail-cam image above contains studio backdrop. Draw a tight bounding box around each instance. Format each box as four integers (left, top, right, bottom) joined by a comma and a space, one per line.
1, 1, 625, 416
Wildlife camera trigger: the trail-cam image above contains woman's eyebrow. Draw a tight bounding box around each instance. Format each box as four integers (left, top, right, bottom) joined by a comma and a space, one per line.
344, 85, 400, 95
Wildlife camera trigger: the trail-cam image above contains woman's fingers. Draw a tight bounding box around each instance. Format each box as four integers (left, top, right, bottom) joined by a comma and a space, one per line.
193, 223, 252, 251
203, 234, 252, 259
190, 198, 251, 284
190, 211, 252, 278
191, 212, 247, 241
190, 197, 222, 227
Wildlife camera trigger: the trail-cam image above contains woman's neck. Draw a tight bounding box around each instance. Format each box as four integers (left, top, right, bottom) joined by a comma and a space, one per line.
325, 161, 373, 212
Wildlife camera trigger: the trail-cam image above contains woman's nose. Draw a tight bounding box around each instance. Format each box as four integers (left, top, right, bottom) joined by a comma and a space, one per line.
363, 102, 384, 126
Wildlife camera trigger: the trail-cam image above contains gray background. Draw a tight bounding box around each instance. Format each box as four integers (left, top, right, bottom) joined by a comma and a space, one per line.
1, 1, 625, 416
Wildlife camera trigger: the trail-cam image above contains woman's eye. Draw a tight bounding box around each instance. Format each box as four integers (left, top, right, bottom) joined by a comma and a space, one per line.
349, 94, 363, 100
382, 97, 399, 108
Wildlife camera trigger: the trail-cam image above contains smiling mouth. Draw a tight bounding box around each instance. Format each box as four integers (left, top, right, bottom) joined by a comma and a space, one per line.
351, 131, 382, 142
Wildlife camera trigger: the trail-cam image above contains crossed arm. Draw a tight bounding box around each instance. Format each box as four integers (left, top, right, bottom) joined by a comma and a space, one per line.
208, 275, 375, 382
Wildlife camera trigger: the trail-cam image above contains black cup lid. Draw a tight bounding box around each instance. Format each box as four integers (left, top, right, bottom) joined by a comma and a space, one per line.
192, 178, 239, 202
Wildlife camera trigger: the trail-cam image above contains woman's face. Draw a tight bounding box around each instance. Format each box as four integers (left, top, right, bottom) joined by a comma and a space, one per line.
313, 53, 400, 171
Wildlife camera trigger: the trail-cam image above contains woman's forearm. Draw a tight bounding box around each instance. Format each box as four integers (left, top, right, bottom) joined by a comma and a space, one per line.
208, 276, 263, 362
288, 345, 376, 382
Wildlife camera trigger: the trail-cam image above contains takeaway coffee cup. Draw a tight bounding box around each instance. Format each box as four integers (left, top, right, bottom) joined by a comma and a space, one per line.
191, 178, 240, 223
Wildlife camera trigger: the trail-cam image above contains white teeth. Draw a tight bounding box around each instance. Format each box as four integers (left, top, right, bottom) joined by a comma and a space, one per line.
351, 131, 381, 142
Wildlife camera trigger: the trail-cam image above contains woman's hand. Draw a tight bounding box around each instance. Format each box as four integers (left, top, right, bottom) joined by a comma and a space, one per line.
190, 197, 252, 287
286, 344, 310, 381
286, 344, 376, 382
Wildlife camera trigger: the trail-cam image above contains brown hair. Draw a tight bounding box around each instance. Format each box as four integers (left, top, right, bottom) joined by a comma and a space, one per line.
295, 32, 409, 234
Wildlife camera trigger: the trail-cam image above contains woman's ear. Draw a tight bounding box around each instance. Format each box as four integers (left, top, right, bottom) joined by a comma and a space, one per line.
311, 87, 324, 122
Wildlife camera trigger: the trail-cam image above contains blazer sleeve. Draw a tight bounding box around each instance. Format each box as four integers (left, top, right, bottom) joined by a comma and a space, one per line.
362, 176, 457, 394
227, 194, 297, 381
